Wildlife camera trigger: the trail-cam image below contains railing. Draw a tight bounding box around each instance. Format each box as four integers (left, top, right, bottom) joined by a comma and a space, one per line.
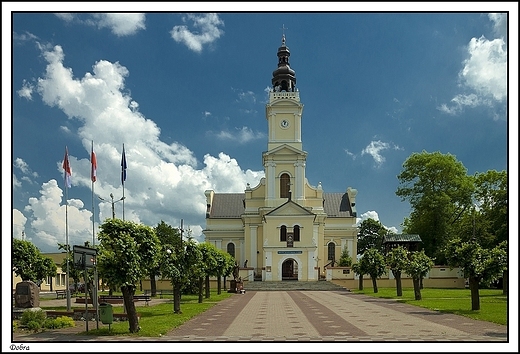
269, 91, 300, 100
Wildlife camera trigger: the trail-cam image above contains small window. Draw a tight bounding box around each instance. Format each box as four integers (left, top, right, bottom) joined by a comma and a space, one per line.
293, 225, 300, 241
280, 173, 290, 198
328, 242, 336, 262
280, 225, 287, 241
227, 242, 235, 258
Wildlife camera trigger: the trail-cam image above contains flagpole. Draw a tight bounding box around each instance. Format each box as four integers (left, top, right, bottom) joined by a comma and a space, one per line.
122, 143, 125, 221
91, 140, 99, 330
64, 147, 71, 312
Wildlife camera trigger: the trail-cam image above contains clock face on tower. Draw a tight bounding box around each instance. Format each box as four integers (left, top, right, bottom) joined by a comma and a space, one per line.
281, 119, 289, 128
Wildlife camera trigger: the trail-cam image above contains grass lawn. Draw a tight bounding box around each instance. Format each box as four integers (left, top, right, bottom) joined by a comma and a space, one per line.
352, 287, 507, 325
40, 290, 234, 337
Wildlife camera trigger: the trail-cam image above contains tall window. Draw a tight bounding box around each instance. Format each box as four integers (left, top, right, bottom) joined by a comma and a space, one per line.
280, 173, 290, 198
293, 225, 300, 241
227, 242, 235, 258
328, 242, 336, 262
280, 225, 287, 241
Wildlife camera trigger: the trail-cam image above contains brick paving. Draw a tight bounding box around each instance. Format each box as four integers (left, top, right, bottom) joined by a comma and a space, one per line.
11, 290, 510, 347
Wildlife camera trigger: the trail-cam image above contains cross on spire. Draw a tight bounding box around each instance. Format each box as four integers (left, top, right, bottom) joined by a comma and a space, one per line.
281, 24, 288, 45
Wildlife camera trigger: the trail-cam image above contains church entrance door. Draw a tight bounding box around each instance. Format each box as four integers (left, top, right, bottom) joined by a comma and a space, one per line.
282, 259, 298, 280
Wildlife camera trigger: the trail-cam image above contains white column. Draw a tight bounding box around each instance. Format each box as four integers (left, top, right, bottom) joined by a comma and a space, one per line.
308, 251, 317, 280
250, 226, 257, 269
240, 239, 245, 266
266, 161, 276, 200
216, 239, 222, 251
347, 239, 353, 258
294, 161, 305, 200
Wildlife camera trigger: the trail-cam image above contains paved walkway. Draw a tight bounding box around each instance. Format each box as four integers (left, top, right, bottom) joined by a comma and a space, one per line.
11, 290, 509, 345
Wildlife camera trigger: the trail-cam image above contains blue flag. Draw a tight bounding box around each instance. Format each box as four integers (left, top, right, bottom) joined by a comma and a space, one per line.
121, 144, 127, 185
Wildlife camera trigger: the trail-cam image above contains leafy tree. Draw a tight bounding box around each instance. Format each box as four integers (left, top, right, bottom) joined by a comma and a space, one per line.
396, 151, 474, 263
13, 239, 57, 284
197, 242, 219, 302
97, 219, 160, 333
358, 248, 386, 293
357, 218, 387, 255
404, 250, 434, 300
386, 246, 409, 297
151, 221, 182, 297
351, 263, 364, 290
161, 238, 202, 314
338, 245, 353, 267
444, 239, 507, 310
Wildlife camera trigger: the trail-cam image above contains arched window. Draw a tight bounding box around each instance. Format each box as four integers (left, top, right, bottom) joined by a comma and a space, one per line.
327, 242, 336, 262
293, 225, 300, 241
280, 225, 287, 242
227, 242, 235, 258
280, 173, 290, 198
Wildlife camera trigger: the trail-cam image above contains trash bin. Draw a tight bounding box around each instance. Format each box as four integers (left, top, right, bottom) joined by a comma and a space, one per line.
99, 302, 113, 324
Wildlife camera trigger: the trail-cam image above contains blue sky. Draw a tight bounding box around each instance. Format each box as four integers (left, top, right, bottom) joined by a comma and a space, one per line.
7, 5, 516, 257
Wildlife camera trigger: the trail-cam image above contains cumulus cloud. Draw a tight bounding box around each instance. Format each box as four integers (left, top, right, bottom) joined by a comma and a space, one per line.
15, 44, 263, 251
170, 13, 224, 53
438, 14, 507, 118
55, 13, 146, 36
13, 209, 27, 241
214, 127, 265, 144
356, 210, 398, 234
17, 79, 34, 100
361, 140, 402, 167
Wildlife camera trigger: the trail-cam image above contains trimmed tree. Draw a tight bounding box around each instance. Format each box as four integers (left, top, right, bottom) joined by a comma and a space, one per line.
97, 219, 160, 333
13, 239, 57, 284
386, 246, 409, 297
358, 248, 386, 293
444, 238, 507, 310
404, 250, 434, 300
338, 245, 353, 267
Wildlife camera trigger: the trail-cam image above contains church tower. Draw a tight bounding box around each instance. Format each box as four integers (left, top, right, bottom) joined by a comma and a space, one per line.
263, 34, 307, 205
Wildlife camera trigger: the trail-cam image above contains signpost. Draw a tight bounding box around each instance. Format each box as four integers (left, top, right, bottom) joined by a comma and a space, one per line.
73, 245, 98, 331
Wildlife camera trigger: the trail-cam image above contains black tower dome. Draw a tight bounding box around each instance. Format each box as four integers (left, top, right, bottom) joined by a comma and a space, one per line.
272, 34, 296, 92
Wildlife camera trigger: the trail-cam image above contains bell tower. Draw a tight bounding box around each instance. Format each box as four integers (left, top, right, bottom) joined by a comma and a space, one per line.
263, 34, 306, 205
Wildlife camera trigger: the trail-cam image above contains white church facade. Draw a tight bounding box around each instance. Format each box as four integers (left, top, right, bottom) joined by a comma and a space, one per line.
203, 35, 358, 281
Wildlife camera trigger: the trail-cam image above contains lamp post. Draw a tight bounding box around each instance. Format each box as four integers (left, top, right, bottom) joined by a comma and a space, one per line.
98, 193, 125, 219
166, 249, 175, 313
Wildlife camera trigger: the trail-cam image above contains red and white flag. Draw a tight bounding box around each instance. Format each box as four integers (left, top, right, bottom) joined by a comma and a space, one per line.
62, 147, 72, 188
91, 144, 97, 182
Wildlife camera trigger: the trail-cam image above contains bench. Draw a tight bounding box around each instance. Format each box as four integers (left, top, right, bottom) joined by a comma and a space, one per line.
56, 290, 67, 299
99, 295, 151, 305
158, 289, 174, 299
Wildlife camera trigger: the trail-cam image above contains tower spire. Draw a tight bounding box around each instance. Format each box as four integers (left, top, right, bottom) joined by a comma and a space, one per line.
272, 27, 296, 92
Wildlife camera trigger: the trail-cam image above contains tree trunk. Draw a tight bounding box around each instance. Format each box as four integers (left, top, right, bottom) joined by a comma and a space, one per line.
173, 282, 182, 314
393, 270, 402, 297
371, 276, 378, 293
121, 285, 139, 333
205, 275, 210, 298
358, 274, 364, 290
150, 271, 157, 297
198, 277, 204, 303
217, 275, 222, 295
223, 276, 227, 291
469, 276, 480, 311
420, 276, 423, 289
412, 277, 421, 300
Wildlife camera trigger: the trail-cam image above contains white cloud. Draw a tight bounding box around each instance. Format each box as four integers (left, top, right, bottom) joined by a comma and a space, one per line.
438, 15, 507, 117
170, 13, 224, 53
488, 13, 507, 39
17, 79, 33, 100
361, 140, 401, 167
214, 127, 265, 144
356, 210, 399, 234
17, 44, 264, 250
55, 13, 146, 36
12, 209, 27, 241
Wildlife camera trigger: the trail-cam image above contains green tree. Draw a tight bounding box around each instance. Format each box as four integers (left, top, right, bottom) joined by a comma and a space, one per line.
396, 151, 474, 263
444, 239, 507, 310
197, 242, 219, 302
13, 239, 57, 284
351, 263, 364, 290
357, 218, 387, 255
151, 221, 181, 297
97, 219, 160, 333
161, 238, 202, 314
386, 246, 409, 297
404, 250, 434, 300
358, 248, 386, 293
338, 245, 353, 267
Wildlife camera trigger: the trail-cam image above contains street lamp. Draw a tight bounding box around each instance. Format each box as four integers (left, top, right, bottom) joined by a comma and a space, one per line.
166, 249, 175, 313
98, 193, 125, 219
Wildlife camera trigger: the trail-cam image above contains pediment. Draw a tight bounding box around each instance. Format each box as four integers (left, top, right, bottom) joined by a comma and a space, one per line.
263, 144, 307, 157
265, 200, 315, 217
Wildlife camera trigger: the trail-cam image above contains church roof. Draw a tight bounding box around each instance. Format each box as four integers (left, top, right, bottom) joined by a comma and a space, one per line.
207, 192, 354, 218
383, 234, 422, 243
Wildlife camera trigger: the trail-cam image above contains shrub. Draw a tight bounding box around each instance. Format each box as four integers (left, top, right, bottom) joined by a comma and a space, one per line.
20, 309, 46, 326
26, 320, 41, 332
52, 316, 76, 329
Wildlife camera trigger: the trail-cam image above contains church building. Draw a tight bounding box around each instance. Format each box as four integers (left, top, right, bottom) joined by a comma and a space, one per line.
203, 35, 358, 281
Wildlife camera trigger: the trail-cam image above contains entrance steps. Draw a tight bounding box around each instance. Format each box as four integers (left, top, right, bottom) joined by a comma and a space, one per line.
242, 280, 349, 291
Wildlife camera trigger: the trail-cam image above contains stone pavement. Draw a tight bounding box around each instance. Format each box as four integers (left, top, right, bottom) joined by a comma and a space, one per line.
10, 290, 509, 346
